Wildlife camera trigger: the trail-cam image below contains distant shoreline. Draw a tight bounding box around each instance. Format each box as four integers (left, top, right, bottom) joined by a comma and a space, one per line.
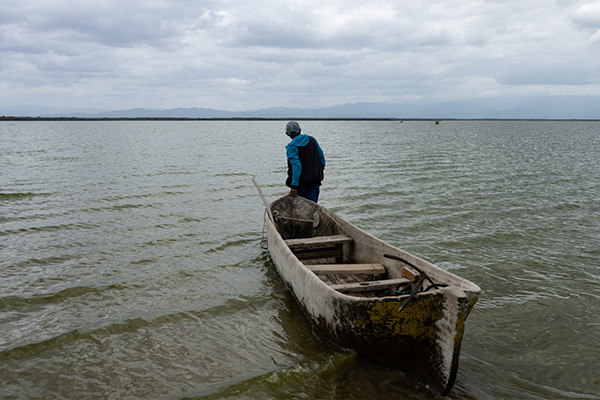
1, 116, 598, 122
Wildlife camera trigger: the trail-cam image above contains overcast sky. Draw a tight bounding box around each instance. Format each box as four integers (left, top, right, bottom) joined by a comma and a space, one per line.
1, 0, 599, 111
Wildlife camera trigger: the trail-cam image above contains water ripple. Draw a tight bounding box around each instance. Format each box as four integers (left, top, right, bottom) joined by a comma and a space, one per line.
1, 120, 599, 399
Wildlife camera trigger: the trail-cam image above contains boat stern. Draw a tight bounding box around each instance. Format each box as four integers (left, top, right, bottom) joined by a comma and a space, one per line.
315, 286, 478, 395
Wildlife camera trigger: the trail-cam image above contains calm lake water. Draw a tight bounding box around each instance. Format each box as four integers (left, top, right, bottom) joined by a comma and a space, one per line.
1, 120, 598, 400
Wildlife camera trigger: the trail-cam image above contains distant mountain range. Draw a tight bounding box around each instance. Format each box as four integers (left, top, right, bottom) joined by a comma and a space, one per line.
2, 95, 599, 119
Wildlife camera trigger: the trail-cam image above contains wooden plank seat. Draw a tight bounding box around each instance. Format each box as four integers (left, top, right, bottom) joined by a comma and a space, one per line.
330, 277, 410, 293
285, 235, 353, 248
307, 263, 385, 275
285, 235, 353, 262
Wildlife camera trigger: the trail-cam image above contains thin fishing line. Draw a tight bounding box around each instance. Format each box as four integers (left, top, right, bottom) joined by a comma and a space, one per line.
260, 215, 268, 249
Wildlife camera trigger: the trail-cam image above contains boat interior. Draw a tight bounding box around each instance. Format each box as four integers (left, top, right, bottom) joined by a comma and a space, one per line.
271, 197, 440, 299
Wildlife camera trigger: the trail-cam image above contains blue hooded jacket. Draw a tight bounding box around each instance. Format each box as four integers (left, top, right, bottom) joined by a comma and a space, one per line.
286, 134, 326, 188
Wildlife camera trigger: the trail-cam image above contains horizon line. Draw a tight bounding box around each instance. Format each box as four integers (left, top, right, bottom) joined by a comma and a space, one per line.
2, 116, 599, 122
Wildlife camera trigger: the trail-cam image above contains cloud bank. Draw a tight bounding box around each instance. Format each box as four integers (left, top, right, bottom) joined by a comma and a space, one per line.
1, 0, 599, 112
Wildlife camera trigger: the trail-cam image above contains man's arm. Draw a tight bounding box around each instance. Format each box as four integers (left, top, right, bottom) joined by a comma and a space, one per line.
286, 144, 302, 196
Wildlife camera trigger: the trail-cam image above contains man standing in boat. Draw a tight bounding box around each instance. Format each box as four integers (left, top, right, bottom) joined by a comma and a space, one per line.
285, 121, 326, 203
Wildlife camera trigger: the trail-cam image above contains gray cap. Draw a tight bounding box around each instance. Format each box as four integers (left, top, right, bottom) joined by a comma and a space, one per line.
285, 121, 301, 136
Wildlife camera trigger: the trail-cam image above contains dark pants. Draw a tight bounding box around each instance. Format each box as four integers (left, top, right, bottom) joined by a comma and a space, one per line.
297, 185, 320, 203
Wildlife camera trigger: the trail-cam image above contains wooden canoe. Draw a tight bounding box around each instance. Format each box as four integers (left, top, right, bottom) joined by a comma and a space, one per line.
264, 195, 481, 395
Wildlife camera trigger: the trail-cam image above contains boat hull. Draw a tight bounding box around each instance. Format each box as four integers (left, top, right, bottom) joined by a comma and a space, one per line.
265, 196, 480, 395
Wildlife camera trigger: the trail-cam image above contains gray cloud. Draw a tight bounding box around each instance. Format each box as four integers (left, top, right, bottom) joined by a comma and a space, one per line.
1, 0, 599, 111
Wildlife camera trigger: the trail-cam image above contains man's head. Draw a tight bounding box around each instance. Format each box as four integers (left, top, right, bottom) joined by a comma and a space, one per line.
286, 121, 301, 137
